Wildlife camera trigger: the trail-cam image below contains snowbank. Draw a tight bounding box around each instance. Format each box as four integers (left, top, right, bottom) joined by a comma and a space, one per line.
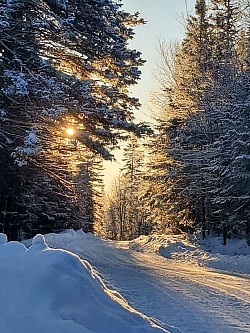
130, 233, 250, 275
40, 229, 250, 275
0, 233, 167, 333
32, 229, 250, 275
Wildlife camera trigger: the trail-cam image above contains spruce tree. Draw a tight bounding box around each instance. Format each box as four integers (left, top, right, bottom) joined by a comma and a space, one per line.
0, 0, 147, 239
149, 0, 249, 241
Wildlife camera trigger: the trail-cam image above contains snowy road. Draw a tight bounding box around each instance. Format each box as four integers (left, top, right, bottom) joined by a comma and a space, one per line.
48, 235, 250, 333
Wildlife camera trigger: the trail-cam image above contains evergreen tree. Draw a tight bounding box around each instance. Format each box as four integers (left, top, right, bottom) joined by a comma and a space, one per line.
0, 0, 147, 239
148, 0, 212, 232
121, 134, 149, 238
103, 134, 152, 240
149, 0, 249, 242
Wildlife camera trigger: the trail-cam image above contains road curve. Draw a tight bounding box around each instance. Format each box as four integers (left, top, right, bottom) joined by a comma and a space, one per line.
50, 237, 250, 333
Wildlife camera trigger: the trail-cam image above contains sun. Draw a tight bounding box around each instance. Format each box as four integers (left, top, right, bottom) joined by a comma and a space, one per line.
65, 127, 75, 136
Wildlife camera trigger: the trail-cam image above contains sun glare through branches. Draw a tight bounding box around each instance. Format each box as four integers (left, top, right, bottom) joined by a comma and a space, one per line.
65, 127, 75, 137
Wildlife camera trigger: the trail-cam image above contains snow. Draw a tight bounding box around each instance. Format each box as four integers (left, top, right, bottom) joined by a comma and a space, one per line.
0, 20, 10, 28
3, 70, 29, 96
129, 233, 250, 274
0, 109, 6, 118
25, 130, 40, 145
12, 129, 41, 164
235, 154, 250, 160
32, 233, 46, 244
0, 233, 167, 333
0, 233, 7, 244
43, 230, 250, 333
42, 106, 68, 117
27, 228, 250, 276
54, 0, 68, 10
1, 230, 249, 333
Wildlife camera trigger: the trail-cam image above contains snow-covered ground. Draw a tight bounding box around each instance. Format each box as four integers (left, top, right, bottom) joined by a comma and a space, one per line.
1, 230, 249, 333
0, 233, 167, 333
129, 233, 250, 275
45, 230, 250, 333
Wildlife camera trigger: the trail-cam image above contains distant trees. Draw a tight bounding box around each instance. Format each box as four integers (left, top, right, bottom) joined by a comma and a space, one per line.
103, 134, 152, 240
0, 0, 147, 239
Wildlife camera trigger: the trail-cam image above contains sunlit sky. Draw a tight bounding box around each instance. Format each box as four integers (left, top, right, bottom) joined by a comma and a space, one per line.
103, 0, 196, 189
122, 0, 195, 121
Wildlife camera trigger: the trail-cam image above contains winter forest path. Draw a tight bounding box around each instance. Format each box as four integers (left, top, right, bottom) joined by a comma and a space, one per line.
48, 236, 250, 333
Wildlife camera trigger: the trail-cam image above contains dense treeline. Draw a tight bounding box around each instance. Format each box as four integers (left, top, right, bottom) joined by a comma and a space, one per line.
0, 0, 147, 240
1, 0, 249, 243
104, 0, 250, 244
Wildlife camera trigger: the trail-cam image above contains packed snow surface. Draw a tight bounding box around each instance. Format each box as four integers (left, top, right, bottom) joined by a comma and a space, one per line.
2, 230, 249, 333
44, 230, 250, 333
0, 233, 167, 333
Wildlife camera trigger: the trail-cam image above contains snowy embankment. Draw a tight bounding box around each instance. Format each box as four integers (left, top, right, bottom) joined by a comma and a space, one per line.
24, 229, 250, 275
42, 230, 250, 333
130, 233, 250, 275
0, 233, 167, 333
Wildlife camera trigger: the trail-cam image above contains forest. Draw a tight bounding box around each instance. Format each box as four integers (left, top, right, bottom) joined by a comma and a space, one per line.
0, 0, 249, 245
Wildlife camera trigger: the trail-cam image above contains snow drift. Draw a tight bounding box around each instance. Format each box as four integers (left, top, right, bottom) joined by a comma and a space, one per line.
40, 229, 250, 333
130, 233, 250, 275
0, 233, 167, 333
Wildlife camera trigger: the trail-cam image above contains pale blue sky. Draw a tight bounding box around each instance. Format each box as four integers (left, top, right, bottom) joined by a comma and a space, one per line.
104, 0, 196, 188
122, 0, 195, 121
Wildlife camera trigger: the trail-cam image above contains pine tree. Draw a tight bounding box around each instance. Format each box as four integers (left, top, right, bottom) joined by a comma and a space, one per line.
149, 0, 249, 242
0, 0, 147, 239
121, 134, 149, 238
103, 134, 152, 240
148, 0, 212, 232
